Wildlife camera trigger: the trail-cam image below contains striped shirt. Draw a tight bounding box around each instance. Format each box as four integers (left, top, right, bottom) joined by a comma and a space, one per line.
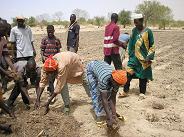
91, 61, 113, 92
41, 36, 61, 57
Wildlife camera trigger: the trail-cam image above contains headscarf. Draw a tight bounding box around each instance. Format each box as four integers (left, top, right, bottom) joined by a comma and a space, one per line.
112, 70, 127, 85
43, 55, 58, 72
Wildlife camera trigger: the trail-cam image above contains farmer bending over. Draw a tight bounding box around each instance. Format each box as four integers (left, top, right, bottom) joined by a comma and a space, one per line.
86, 60, 127, 129
34, 51, 90, 114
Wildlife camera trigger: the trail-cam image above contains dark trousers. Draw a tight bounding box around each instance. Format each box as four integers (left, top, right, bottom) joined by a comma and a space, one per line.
7, 83, 30, 106
124, 74, 148, 94
67, 46, 78, 53
104, 54, 122, 70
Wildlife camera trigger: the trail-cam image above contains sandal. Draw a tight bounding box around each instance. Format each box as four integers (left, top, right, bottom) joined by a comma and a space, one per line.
118, 92, 129, 98
116, 113, 125, 121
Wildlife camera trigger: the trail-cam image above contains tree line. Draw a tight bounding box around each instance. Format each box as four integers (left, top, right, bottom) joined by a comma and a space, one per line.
11, 1, 184, 29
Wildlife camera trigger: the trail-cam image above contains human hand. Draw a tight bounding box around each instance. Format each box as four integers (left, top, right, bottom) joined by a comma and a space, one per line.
33, 50, 36, 57
6, 71, 15, 79
44, 103, 50, 115
9, 111, 16, 119
6, 71, 21, 81
107, 118, 119, 130
34, 100, 40, 110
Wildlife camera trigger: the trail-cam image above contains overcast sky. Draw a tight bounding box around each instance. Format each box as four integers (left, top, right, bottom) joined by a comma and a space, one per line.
1, 0, 184, 22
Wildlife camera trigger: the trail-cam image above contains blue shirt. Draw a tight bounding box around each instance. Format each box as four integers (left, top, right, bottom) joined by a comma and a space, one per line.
92, 61, 113, 92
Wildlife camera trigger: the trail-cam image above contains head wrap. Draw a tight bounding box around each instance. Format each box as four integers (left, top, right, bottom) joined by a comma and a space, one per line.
112, 70, 127, 85
43, 55, 58, 72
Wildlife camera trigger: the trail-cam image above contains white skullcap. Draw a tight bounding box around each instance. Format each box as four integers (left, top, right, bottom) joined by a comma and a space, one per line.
131, 13, 143, 20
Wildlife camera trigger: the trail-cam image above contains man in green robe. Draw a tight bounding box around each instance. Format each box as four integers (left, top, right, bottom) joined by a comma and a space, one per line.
119, 14, 155, 97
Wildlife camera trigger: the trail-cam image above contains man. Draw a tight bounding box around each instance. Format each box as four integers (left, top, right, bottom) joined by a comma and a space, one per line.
0, 20, 13, 93
0, 18, 16, 134
34, 52, 90, 114
104, 13, 127, 70
119, 14, 155, 98
10, 16, 36, 62
86, 60, 127, 129
40, 25, 61, 96
118, 33, 130, 61
0, 19, 16, 74
6, 58, 41, 109
67, 14, 80, 53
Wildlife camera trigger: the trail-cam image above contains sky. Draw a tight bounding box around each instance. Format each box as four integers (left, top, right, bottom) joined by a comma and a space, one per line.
1, 0, 184, 23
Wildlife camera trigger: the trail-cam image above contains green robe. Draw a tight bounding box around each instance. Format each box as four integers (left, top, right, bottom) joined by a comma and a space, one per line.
127, 27, 155, 80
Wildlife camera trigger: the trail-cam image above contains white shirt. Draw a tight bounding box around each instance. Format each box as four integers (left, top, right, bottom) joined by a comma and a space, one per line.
10, 26, 34, 58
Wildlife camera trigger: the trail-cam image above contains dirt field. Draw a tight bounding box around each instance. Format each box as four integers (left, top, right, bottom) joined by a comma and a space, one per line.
1, 29, 184, 137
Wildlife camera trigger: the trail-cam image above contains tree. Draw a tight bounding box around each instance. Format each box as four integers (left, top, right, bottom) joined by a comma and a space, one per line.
107, 12, 113, 20
118, 10, 131, 28
72, 8, 89, 20
157, 5, 173, 29
78, 17, 87, 24
87, 19, 95, 25
27, 16, 37, 27
135, 1, 160, 26
135, 0, 173, 28
94, 16, 105, 27
11, 18, 17, 27
36, 13, 50, 22
53, 11, 63, 21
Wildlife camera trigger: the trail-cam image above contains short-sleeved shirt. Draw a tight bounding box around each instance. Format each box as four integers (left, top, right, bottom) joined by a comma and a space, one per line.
14, 60, 41, 84
67, 22, 80, 48
40, 36, 61, 57
39, 51, 84, 94
91, 60, 113, 92
10, 26, 34, 58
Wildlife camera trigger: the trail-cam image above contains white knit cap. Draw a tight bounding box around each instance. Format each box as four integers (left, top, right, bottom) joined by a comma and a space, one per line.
131, 13, 143, 20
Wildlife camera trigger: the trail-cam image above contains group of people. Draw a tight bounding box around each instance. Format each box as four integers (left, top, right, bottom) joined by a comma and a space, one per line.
0, 12, 155, 133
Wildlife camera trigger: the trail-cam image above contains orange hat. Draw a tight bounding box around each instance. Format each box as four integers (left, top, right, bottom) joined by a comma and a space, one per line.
112, 70, 127, 85
44, 55, 58, 72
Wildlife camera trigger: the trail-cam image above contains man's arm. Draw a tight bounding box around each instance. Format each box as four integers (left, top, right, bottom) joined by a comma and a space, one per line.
11, 42, 16, 60
75, 25, 80, 47
109, 91, 117, 116
35, 87, 44, 106
34, 69, 48, 109
40, 38, 46, 62
4, 55, 16, 72
146, 29, 155, 61
44, 67, 67, 114
101, 91, 112, 120
0, 66, 9, 76
56, 39, 62, 52
32, 42, 36, 57
44, 92, 57, 115
28, 27, 36, 57
113, 26, 127, 49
